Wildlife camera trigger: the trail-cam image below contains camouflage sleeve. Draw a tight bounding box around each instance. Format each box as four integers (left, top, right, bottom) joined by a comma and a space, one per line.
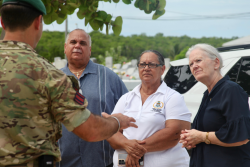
45, 69, 91, 132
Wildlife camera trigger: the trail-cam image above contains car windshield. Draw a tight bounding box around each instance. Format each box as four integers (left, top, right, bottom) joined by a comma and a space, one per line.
164, 65, 197, 94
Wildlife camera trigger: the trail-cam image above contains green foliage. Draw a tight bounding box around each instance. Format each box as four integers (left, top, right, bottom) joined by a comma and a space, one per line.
122, 0, 132, 4
37, 0, 166, 36
112, 16, 123, 36
174, 46, 189, 60
97, 46, 128, 64
165, 43, 185, 60
89, 31, 234, 63
134, 0, 166, 19
27, 28, 235, 64
0, 0, 166, 36
36, 30, 65, 62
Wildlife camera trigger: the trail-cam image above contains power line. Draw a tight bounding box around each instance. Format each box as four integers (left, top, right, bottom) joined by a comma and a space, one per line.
114, 11, 250, 21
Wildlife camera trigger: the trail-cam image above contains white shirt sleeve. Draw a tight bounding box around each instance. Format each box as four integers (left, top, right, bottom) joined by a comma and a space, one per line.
164, 93, 191, 122
111, 93, 127, 114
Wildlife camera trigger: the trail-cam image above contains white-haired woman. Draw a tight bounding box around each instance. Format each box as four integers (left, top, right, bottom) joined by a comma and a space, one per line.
180, 43, 250, 167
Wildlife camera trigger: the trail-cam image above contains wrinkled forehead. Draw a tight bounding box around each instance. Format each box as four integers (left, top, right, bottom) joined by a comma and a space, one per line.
140, 52, 159, 63
68, 31, 89, 43
189, 49, 208, 61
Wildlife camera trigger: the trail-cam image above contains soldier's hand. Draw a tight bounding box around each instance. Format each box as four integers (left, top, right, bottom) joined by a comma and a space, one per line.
102, 112, 138, 130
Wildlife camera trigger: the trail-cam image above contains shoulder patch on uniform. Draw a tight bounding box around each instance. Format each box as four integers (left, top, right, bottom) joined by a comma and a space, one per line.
74, 92, 85, 105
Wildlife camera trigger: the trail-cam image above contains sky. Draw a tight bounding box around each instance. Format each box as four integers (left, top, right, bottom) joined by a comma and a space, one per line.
27, 0, 250, 38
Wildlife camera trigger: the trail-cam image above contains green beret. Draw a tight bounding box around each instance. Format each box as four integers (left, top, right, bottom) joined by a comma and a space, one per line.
2, 0, 46, 15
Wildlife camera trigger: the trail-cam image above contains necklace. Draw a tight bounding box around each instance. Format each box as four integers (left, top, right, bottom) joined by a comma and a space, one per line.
69, 67, 85, 78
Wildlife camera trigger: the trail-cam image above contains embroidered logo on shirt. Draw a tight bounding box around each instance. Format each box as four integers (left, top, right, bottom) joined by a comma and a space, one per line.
152, 101, 164, 112
74, 92, 85, 105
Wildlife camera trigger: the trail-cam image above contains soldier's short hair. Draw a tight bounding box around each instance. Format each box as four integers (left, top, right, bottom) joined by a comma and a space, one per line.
0, 4, 42, 31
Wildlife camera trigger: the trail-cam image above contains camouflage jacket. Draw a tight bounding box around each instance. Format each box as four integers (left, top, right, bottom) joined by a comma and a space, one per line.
0, 41, 91, 166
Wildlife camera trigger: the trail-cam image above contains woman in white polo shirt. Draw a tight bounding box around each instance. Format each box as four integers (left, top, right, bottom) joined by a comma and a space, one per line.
107, 50, 191, 167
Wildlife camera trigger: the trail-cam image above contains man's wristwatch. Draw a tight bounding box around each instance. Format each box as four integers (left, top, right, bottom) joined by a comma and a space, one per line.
205, 132, 211, 144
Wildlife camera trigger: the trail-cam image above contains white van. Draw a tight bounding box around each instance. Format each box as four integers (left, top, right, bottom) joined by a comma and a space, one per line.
163, 44, 250, 122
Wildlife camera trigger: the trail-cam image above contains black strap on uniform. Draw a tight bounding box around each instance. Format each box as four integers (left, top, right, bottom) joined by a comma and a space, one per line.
38, 155, 54, 167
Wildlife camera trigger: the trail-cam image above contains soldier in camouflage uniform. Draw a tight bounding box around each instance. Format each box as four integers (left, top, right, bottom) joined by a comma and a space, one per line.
0, 0, 137, 167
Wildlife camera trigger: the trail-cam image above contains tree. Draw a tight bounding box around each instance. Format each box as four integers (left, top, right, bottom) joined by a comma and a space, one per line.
165, 43, 185, 60
0, 27, 234, 63
0, 0, 166, 37
97, 46, 127, 64
36, 30, 65, 62
174, 46, 189, 60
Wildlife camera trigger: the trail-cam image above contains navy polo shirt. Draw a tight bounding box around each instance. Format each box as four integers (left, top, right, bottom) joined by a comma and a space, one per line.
190, 75, 250, 167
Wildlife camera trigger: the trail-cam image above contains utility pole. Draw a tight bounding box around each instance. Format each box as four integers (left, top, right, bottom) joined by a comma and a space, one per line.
65, 17, 68, 59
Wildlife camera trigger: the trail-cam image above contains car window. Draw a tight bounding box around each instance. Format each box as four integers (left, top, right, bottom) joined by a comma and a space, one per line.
227, 59, 241, 82
164, 65, 197, 94
227, 57, 250, 96
236, 58, 250, 95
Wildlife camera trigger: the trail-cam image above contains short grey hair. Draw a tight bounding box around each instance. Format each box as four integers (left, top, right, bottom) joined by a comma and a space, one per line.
138, 50, 165, 65
186, 43, 223, 69
65, 29, 92, 46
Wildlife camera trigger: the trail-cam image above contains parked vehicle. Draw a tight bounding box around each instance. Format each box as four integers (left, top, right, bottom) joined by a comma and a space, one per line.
163, 44, 250, 122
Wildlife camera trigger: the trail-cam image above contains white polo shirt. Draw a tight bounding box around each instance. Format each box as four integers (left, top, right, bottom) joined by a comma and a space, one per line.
112, 81, 191, 167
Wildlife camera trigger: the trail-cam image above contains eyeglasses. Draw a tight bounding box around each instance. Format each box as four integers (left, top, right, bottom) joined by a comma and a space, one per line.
137, 63, 163, 68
